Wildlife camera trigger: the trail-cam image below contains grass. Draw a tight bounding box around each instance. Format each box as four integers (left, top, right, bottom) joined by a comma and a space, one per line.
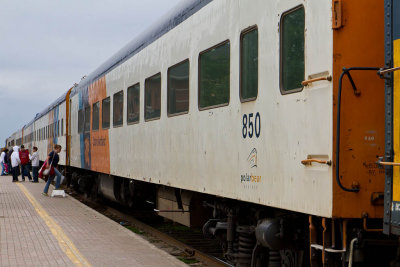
125, 226, 144, 235
177, 257, 199, 264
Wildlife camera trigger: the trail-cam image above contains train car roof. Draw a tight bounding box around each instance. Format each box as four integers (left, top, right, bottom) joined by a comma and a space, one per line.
70, 0, 212, 97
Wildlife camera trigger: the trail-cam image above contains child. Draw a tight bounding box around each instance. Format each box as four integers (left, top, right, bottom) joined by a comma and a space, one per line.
30, 147, 39, 182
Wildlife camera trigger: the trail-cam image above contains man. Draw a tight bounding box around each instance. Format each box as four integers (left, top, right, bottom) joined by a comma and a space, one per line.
30, 147, 39, 182
19, 145, 32, 182
11, 146, 20, 182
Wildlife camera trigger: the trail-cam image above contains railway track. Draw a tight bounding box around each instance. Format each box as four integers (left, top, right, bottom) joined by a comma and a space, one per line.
66, 189, 232, 267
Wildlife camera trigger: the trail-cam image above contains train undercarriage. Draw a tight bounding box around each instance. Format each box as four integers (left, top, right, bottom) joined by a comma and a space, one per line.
66, 167, 399, 267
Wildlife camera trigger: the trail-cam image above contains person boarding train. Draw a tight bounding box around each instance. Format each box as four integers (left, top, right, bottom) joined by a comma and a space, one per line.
42, 144, 64, 196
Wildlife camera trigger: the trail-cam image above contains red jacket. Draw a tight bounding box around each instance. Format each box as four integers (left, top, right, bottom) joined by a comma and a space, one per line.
19, 150, 30, 165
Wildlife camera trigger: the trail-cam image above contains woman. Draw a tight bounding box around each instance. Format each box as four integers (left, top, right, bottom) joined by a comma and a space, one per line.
42, 144, 64, 196
3, 148, 9, 175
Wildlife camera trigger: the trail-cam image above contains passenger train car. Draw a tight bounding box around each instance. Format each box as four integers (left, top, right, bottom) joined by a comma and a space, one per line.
6, 0, 400, 265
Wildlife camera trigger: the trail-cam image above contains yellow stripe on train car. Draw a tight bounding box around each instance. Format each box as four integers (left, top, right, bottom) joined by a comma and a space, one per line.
393, 39, 400, 201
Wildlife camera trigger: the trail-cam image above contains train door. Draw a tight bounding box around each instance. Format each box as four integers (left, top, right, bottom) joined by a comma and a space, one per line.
382, 0, 400, 235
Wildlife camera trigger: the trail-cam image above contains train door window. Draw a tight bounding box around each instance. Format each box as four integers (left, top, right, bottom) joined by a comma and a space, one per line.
127, 83, 140, 124
78, 109, 84, 133
61, 119, 64, 136
84, 106, 91, 132
240, 26, 258, 101
280, 5, 305, 93
57, 121, 59, 137
102, 97, 111, 129
199, 40, 230, 109
113, 91, 124, 127
145, 73, 161, 121
92, 102, 100, 131
168, 59, 189, 116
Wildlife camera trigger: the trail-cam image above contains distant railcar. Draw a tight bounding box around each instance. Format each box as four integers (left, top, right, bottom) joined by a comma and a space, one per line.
7, 0, 400, 265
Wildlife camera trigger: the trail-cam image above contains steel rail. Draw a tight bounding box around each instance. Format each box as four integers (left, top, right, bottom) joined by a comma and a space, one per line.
105, 206, 232, 267
70, 193, 232, 267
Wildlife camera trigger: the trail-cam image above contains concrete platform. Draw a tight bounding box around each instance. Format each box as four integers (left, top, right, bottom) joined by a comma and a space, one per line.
0, 176, 187, 267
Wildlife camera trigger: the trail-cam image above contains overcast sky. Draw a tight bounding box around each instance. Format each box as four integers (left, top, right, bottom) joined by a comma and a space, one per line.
0, 0, 181, 146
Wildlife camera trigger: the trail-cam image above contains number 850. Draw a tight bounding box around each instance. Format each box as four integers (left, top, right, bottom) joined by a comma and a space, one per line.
242, 112, 261, 138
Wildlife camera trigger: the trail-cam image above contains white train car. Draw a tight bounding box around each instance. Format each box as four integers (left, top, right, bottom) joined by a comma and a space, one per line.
6, 131, 17, 148
31, 94, 69, 166
69, 0, 332, 215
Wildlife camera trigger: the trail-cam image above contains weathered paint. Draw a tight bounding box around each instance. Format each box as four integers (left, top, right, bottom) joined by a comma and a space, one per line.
98, 0, 333, 217
88, 77, 110, 174
332, 0, 385, 218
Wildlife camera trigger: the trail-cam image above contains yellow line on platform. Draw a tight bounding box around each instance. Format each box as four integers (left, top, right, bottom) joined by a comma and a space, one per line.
17, 183, 92, 267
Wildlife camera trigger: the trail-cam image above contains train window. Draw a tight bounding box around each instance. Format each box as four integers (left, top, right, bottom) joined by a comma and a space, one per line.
113, 91, 124, 127
84, 106, 91, 132
145, 73, 161, 121
57, 121, 60, 137
102, 97, 111, 129
78, 109, 84, 133
280, 5, 305, 93
240, 27, 258, 101
168, 59, 189, 116
92, 102, 100, 131
127, 83, 140, 124
199, 40, 230, 109
61, 119, 64, 136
